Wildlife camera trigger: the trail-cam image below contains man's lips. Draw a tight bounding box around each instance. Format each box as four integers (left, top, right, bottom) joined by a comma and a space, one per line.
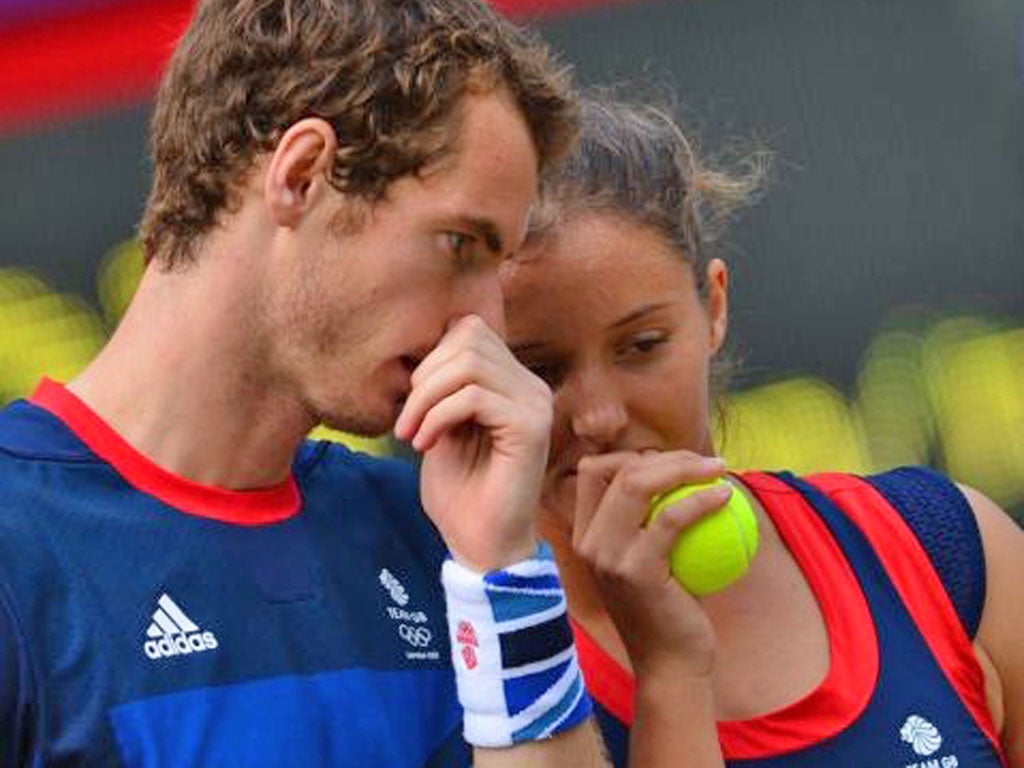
397, 351, 428, 389
400, 355, 421, 374
553, 465, 578, 480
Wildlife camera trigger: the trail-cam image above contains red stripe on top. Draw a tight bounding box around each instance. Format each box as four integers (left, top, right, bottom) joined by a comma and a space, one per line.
492, 0, 649, 20
0, 0, 650, 133
808, 473, 1005, 763
572, 617, 635, 724
573, 471, 880, 760
717, 472, 879, 758
29, 378, 301, 526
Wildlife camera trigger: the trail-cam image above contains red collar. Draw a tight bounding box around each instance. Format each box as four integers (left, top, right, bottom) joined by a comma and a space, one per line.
30, 378, 301, 526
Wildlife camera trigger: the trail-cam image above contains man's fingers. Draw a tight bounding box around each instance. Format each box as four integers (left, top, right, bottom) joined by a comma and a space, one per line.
409, 384, 511, 451
396, 353, 505, 441
395, 316, 541, 442
409, 315, 511, 389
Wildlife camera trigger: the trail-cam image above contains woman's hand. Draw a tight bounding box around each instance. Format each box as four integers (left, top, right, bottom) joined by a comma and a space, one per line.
573, 449, 729, 767
572, 449, 730, 678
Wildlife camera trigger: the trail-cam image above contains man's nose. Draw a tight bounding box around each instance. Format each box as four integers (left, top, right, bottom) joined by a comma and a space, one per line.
450, 270, 506, 337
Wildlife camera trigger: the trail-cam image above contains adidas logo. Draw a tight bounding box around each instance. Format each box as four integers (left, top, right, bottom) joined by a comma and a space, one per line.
142, 593, 219, 660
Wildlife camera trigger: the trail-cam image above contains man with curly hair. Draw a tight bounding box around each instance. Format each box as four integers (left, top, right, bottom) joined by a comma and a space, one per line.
0, 1, 609, 765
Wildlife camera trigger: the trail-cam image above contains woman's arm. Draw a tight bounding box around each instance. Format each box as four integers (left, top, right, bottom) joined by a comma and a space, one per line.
961, 485, 1024, 765
631, 664, 722, 767
474, 722, 611, 768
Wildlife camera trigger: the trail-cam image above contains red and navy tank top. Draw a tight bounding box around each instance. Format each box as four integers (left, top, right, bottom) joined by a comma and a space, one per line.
577, 468, 1006, 767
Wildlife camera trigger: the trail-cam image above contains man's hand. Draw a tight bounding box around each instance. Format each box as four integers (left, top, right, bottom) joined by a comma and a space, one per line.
394, 315, 552, 572
395, 316, 612, 766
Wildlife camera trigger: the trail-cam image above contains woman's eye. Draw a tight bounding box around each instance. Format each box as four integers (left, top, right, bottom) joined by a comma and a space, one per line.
633, 334, 666, 352
618, 331, 668, 360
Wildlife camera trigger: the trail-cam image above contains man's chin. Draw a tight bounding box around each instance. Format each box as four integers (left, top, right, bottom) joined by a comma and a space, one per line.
317, 403, 398, 440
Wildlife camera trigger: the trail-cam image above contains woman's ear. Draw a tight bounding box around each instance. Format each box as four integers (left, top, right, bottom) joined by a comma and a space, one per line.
264, 118, 338, 228
706, 258, 729, 354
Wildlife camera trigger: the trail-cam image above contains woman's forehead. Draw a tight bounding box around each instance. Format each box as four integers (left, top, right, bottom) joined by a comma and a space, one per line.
506, 215, 687, 293
502, 218, 697, 343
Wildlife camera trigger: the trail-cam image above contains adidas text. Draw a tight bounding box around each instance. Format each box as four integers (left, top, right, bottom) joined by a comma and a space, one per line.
144, 632, 218, 660
142, 593, 219, 660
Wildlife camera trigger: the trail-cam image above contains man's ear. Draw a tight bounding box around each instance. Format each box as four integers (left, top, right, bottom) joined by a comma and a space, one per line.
264, 118, 338, 228
706, 258, 730, 354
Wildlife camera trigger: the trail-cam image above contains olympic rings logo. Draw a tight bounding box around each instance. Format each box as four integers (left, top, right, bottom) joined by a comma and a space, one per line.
399, 624, 433, 647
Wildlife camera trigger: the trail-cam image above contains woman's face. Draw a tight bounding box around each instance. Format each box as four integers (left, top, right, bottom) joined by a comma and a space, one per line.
501, 212, 729, 523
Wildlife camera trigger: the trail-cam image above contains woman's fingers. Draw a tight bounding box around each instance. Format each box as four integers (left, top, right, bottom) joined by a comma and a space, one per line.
572, 452, 636, 548
575, 451, 725, 556
635, 482, 733, 571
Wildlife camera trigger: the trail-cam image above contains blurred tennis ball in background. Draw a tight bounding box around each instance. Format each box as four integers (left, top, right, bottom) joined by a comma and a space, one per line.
648, 479, 759, 595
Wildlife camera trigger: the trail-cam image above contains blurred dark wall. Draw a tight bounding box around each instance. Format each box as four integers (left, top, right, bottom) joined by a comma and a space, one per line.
538, 0, 1024, 388
1, 104, 152, 301
1, 0, 1022, 392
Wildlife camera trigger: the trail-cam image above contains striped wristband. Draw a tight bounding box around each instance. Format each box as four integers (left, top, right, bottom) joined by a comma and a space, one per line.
441, 542, 593, 748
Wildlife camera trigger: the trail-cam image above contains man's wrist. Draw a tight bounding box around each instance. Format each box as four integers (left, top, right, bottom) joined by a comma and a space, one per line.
448, 532, 538, 573
442, 543, 593, 748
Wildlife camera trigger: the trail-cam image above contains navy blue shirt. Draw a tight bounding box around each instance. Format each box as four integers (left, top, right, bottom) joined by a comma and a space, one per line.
0, 380, 471, 767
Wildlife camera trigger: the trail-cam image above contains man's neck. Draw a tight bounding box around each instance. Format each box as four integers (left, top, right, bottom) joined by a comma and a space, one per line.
69, 253, 315, 492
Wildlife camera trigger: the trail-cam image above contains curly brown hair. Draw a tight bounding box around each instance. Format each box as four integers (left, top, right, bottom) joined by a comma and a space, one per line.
139, 0, 578, 267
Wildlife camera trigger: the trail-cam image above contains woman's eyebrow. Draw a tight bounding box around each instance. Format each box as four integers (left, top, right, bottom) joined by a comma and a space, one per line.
611, 303, 672, 329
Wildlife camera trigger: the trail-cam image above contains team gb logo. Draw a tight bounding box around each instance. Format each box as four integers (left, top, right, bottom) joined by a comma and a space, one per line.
900, 715, 943, 757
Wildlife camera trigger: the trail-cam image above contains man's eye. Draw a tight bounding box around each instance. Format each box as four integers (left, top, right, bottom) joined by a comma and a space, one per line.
445, 232, 475, 261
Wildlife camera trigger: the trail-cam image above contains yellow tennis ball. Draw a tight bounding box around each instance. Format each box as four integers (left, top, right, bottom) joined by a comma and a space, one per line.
648, 479, 759, 596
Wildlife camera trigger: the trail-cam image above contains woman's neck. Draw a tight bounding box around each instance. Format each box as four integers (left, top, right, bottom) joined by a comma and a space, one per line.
540, 517, 635, 670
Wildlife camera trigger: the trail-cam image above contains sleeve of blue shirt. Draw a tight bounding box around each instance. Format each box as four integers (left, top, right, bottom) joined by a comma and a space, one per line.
0, 585, 36, 768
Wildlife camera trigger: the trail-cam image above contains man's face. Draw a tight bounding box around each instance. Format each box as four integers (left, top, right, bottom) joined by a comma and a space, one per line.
267, 88, 540, 436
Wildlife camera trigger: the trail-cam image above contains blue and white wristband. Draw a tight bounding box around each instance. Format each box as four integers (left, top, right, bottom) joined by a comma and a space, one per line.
441, 542, 593, 748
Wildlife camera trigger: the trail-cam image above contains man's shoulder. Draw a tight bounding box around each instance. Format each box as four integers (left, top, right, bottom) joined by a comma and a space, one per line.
0, 398, 92, 463
0, 401, 121, 583
297, 440, 448, 556
298, 438, 419, 498
0, 399, 101, 519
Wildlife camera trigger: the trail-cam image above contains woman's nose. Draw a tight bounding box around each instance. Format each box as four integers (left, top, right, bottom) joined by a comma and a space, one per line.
565, 372, 629, 447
